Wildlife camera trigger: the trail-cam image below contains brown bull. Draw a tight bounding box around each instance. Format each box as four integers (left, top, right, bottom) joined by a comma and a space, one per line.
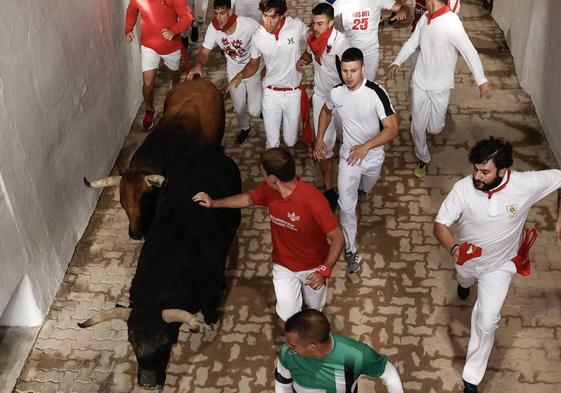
84, 79, 225, 239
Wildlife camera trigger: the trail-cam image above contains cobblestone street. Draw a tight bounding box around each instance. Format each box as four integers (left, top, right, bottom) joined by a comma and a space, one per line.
13, 0, 561, 392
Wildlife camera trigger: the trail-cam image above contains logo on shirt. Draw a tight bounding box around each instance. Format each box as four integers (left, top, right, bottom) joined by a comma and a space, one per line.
287, 212, 300, 222
506, 204, 518, 217
287, 37, 295, 45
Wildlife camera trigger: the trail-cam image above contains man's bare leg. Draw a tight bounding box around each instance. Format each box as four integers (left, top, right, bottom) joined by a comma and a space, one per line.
171, 70, 180, 87
142, 69, 157, 111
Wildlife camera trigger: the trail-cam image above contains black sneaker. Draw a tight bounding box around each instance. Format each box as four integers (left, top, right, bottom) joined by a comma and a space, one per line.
463, 379, 478, 393
191, 26, 199, 42
323, 188, 339, 213
357, 189, 367, 202
236, 128, 251, 144
457, 284, 471, 300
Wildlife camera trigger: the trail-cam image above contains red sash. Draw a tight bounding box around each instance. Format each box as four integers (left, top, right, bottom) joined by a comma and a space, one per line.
307, 27, 333, 65
511, 228, 538, 276
456, 242, 483, 265
298, 85, 312, 145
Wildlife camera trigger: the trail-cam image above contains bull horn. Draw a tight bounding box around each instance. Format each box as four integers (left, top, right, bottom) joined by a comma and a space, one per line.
78, 307, 132, 328
145, 175, 166, 188
83, 176, 122, 189
161, 309, 201, 329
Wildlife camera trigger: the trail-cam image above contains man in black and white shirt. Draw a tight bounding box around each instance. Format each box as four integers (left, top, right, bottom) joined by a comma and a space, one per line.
315, 47, 398, 276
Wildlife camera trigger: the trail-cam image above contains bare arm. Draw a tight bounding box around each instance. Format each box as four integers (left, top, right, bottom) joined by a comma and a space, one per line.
186, 47, 212, 79
346, 114, 399, 166
305, 226, 345, 290
313, 104, 333, 161
192, 192, 253, 208
433, 222, 459, 262
226, 57, 261, 92
296, 51, 313, 72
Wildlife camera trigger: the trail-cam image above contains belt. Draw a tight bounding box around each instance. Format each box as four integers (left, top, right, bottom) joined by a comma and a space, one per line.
266, 85, 298, 91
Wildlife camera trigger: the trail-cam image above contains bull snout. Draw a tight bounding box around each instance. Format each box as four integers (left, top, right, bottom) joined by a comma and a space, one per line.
137, 368, 165, 390
129, 227, 144, 241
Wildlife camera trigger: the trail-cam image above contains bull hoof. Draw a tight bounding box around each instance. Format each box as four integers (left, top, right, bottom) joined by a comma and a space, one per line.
202, 320, 221, 342
83, 177, 92, 188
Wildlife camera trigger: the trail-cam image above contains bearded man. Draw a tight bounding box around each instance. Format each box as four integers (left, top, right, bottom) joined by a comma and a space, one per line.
434, 137, 561, 392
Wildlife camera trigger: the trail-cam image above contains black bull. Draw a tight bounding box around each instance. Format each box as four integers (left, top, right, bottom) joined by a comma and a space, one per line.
80, 147, 241, 389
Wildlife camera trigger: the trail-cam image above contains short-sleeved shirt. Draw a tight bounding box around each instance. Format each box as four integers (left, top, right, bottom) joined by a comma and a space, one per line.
331, 0, 395, 55
250, 16, 308, 88
202, 16, 260, 77
306, 28, 351, 98
436, 169, 561, 271
250, 179, 339, 271
325, 78, 395, 158
276, 334, 388, 392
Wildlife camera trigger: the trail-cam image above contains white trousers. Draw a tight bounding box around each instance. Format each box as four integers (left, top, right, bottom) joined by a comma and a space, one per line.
457, 261, 517, 385
229, 72, 262, 130
410, 84, 450, 164
363, 51, 380, 82
312, 92, 336, 158
272, 264, 328, 322
338, 150, 384, 253
407, 48, 420, 98
262, 88, 301, 148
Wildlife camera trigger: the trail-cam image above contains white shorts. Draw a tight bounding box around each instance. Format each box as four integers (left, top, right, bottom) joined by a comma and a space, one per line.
272, 263, 328, 322
141, 45, 182, 72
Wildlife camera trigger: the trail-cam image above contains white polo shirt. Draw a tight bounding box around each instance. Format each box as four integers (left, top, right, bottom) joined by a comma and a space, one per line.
250, 16, 308, 88
393, 9, 487, 91
436, 169, 561, 271
203, 16, 260, 77
306, 28, 350, 99
330, 0, 395, 56
325, 78, 395, 158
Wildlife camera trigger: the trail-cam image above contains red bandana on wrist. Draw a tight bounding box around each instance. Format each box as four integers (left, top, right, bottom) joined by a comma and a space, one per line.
268, 16, 286, 41
307, 27, 333, 65
427, 5, 450, 24
212, 13, 237, 32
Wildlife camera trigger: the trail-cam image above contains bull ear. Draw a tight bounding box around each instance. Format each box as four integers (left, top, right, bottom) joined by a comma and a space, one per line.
145, 175, 166, 188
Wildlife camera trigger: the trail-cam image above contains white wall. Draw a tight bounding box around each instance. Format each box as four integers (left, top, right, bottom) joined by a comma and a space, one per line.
492, 0, 561, 164
0, 0, 142, 325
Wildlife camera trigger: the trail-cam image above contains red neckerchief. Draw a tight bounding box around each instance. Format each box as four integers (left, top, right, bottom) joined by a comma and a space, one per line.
485, 169, 511, 199
212, 13, 237, 32
267, 16, 286, 41
307, 27, 333, 65
427, 5, 450, 24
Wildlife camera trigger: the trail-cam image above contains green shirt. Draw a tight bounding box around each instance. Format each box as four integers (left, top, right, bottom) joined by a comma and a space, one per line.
276, 334, 388, 392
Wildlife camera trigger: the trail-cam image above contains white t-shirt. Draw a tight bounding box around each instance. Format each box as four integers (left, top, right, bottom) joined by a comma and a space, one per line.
307, 28, 351, 98
393, 10, 487, 91
436, 169, 561, 271
232, 0, 262, 23
202, 16, 260, 77
330, 0, 395, 55
250, 16, 308, 88
325, 78, 395, 158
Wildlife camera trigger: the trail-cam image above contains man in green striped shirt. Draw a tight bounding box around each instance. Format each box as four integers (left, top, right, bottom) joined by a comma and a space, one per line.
275, 309, 403, 393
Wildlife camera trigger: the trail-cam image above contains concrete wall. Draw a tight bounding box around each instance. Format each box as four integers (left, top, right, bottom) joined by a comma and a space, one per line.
492, 0, 561, 164
0, 0, 142, 325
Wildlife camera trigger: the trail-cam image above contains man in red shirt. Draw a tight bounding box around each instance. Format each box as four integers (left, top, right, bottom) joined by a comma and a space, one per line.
193, 148, 345, 321
125, 0, 193, 129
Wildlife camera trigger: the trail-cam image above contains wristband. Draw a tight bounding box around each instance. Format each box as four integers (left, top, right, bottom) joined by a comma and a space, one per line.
450, 243, 460, 255
316, 265, 332, 279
